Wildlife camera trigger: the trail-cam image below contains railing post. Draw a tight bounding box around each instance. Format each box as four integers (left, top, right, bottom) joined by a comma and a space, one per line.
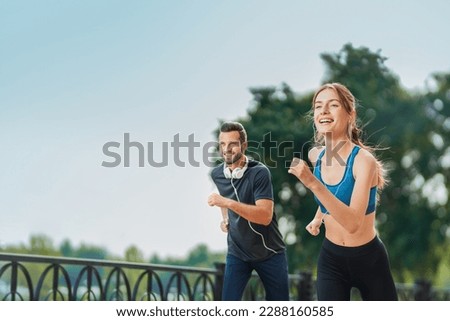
414, 279, 432, 301
214, 262, 225, 301
298, 271, 313, 301
11, 262, 18, 301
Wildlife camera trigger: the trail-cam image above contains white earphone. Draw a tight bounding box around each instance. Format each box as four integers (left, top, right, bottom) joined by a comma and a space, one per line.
223, 156, 248, 179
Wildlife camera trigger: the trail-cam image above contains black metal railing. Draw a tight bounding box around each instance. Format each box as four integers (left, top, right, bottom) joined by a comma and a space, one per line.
0, 253, 312, 301
0, 253, 448, 301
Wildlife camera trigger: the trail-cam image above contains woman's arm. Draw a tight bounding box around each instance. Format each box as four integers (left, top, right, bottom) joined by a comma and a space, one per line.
306, 207, 324, 236
289, 149, 377, 233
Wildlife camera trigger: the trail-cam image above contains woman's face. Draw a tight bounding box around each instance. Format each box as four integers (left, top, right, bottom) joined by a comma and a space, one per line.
313, 88, 351, 139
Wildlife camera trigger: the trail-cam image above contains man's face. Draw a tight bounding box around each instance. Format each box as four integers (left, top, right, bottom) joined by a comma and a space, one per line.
218, 131, 246, 165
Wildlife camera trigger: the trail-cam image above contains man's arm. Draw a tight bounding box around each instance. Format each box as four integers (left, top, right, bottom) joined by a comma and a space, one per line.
220, 207, 229, 232
208, 193, 273, 226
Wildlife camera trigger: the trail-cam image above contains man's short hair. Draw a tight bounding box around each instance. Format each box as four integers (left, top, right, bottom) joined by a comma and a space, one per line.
220, 121, 247, 144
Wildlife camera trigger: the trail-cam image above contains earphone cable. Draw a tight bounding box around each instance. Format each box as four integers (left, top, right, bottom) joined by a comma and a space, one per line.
231, 178, 278, 254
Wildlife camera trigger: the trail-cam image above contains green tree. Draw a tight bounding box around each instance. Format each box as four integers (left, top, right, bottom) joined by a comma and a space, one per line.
124, 245, 145, 263
185, 244, 226, 268
60, 239, 75, 257
73, 243, 108, 260
28, 234, 60, 256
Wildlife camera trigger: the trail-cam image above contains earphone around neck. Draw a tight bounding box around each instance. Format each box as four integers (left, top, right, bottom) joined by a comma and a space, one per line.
223, 156, 248, 179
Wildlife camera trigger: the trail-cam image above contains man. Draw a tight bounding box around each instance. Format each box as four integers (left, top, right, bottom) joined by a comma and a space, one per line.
208, 121, 289, 301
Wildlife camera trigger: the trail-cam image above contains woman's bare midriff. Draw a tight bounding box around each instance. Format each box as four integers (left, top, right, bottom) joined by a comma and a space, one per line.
322, 212, 377, 247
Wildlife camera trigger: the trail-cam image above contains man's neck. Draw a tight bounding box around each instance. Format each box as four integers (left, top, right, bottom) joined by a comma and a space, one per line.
229, 155, 247, 171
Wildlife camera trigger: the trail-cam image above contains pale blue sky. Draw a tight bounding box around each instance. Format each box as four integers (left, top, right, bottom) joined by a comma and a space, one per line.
1, 0, 449, 258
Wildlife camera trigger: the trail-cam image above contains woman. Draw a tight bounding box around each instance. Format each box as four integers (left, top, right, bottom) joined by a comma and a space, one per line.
288, 83, 398, 300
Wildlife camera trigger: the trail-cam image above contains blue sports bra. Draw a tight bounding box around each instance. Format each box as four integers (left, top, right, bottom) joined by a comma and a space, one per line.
313, 145, 377, 215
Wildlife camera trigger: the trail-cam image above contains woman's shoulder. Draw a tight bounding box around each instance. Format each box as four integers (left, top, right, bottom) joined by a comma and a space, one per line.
354, 146, 377, 172
355, 146, 376, 162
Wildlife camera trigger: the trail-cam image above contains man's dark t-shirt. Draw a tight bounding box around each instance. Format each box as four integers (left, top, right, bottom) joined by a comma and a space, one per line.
211, 158, 285, 262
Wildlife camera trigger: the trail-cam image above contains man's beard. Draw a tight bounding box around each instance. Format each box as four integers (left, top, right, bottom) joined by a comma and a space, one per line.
224, 151, 243, 165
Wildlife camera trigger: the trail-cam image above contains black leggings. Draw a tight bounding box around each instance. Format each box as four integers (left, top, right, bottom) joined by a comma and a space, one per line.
316, 236, 398, 301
